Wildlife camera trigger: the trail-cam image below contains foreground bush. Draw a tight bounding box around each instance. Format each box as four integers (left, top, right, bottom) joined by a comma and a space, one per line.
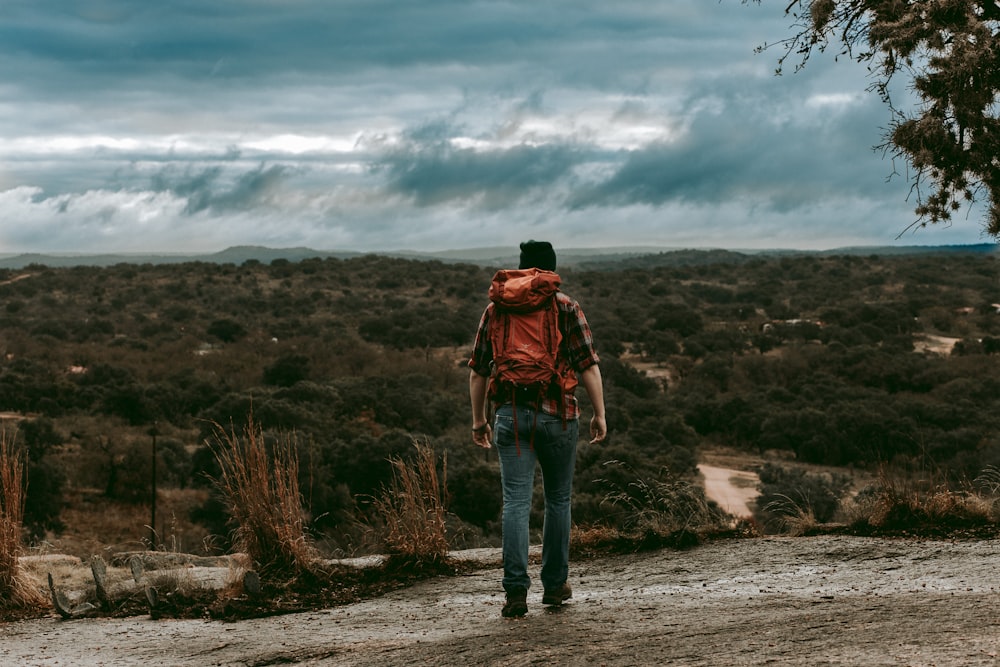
371, 441, 449, 563
209, 417, 318, 580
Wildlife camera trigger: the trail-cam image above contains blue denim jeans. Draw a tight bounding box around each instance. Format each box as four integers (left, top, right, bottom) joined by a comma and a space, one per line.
493, 403, 578, 593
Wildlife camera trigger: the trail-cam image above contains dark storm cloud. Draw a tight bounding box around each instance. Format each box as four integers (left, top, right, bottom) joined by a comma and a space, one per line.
378, 143, 578, 208
150, 164, 294, 214
1, 0, 770, 112
374, 116, 581, 208
569, 76, 900, 212
1, 1, 613, 86
373, 69, 899, 218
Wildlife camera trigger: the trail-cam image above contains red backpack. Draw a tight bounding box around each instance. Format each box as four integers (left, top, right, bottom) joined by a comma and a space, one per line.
487, 268, 575, 400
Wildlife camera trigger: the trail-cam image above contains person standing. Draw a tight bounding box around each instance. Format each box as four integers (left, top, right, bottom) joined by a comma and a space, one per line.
468, 240, 606, 618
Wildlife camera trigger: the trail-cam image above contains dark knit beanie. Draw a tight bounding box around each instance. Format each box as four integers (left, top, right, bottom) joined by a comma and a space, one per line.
518, 240, 557, 272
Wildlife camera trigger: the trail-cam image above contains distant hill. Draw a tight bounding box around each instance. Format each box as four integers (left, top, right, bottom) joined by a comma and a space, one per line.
815, 243, 998, 256
0, 243, 994, 270
0, 246, 363, 269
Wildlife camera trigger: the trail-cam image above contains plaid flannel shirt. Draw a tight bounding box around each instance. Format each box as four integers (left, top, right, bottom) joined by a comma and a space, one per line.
468, 291, 599, 421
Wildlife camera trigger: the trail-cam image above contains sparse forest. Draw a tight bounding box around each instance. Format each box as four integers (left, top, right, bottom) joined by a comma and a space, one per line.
1, 249, 999, 558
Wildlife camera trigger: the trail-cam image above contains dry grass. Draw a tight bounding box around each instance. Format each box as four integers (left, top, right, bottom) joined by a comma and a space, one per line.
39, 487, 213, 560
20, 554, 87, 601
208, 417, 318, 580
973, 465, 1000, 498
594, 462, 736, 548
842, 466, 1000, 536
0, 431, 47, 610
761, 495, 819, 536
371, 440, 450, 564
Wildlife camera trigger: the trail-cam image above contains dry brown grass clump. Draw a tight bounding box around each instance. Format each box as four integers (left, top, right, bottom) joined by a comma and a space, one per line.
209, 417, 318, 580
760, 494, 823, 536
843, 466, 1000, 536
371, 440, 449, 564
0, 430, 46, 610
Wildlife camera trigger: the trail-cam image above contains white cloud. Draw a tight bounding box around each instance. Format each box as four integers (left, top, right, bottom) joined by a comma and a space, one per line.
805, 92, 864, 110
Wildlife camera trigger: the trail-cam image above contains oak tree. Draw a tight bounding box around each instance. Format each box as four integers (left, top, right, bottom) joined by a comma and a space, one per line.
749, 0, 1000, 236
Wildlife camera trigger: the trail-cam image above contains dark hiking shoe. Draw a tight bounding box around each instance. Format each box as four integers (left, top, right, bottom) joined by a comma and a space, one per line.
542, 582, 572, 606
502, 589, 528, 618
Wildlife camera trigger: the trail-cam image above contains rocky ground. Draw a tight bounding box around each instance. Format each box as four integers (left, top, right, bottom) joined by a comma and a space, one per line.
3, 534, 999, 666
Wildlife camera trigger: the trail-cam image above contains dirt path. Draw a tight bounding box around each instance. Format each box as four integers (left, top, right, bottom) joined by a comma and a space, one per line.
0, 272, 33, 286
913, 334, 961, 356
3, 535, 999, 666
698, 464, 759, 518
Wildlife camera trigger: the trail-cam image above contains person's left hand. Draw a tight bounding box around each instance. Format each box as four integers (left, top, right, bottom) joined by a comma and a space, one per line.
472, 423, 492, 449
589, 415, 607, 444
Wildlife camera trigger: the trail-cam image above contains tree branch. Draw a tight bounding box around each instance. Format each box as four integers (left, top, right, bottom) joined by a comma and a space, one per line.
980, 2, 1000, 22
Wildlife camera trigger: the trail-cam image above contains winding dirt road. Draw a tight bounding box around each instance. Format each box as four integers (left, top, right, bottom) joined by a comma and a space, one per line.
698, 464, 759, 518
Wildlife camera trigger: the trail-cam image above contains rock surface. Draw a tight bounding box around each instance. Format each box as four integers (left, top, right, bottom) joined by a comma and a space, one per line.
3, 535, 999, 666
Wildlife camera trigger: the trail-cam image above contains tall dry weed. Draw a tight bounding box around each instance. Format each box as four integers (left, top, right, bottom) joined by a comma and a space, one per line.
973, 465, 1000, 499
371, 440, 449, 563
208, 417, 317, 580
760, 494, 819, 536
0, 430, 46, 610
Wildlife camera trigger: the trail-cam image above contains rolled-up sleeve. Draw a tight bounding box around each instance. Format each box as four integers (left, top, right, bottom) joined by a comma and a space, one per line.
467, 304, 494, 376
558, 294, 600, 372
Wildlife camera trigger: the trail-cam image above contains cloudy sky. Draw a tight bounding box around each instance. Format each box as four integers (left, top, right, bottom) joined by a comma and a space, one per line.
0, 0, 990, 255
